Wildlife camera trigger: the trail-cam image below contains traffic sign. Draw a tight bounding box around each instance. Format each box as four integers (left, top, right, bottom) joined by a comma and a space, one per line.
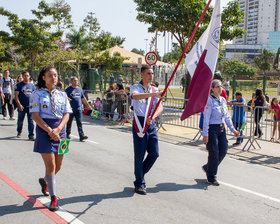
145, 52, 158, 66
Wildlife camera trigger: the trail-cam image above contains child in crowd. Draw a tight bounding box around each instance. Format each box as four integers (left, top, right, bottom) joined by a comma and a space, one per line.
229, 92, 246, 146
94, 97, 103, 112
268, 97, 280, 142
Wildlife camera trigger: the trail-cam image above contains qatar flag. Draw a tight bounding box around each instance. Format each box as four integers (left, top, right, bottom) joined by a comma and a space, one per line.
181, 0, 221, 121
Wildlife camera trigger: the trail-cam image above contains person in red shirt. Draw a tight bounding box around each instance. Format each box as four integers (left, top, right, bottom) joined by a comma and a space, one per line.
221, 88, 227, 101
268, 97, 280, 142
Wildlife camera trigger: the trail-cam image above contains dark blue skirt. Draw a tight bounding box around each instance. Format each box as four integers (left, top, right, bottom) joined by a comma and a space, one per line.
34, 118, 66, 154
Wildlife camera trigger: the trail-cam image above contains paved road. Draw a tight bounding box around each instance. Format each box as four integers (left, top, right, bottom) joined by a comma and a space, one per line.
0, 117, 280, 224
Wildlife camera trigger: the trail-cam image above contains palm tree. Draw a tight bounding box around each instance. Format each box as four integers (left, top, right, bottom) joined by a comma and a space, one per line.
254, 49, 275, 94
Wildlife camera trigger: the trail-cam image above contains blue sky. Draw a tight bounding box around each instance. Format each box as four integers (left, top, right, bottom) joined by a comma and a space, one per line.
0, 0, 231, 56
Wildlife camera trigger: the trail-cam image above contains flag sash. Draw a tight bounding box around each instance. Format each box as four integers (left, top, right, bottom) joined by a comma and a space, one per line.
133, 86, 155, 138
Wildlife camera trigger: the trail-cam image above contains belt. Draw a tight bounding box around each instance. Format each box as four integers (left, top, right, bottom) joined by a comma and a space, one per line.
209, 123, 224, 127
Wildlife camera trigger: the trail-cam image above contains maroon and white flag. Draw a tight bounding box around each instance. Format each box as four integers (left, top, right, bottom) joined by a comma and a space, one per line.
181, 0, 221, 121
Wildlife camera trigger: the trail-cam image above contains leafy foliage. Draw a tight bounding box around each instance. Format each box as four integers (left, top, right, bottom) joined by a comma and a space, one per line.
134, 0, 245, 52
254, 49, 275, 75
222, 59, 256, 77
131, 48, 145, 56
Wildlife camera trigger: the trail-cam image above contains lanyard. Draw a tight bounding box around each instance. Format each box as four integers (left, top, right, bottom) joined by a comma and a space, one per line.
41, 87, 57, 115
211, 94, 225, 115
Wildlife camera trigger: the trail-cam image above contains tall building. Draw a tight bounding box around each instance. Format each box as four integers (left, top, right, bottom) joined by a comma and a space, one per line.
226, 0, 280, 59
234, 0, 280, 45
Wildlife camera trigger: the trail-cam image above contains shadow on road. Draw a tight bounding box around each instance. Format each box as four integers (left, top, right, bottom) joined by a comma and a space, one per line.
147, 179, 209, 193
0, 195, 46, 217
59, 187, 134, 218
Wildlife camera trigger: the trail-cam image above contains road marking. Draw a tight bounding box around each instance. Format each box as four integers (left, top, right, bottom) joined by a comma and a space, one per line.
71, 135, 99, 144
0, 172, 68, 224
220, 181, 280, 204
37, 197, 85, 224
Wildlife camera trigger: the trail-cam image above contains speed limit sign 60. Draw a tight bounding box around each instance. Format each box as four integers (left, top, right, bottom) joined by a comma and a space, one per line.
145, 52, 158, 66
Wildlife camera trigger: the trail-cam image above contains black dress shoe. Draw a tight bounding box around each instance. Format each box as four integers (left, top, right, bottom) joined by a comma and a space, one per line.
207, 180, 220, 186
80, 136, 88, 142
67, 135, 71, 139
134, 187, 147, 195
29, 136, 35, 141
233, 142, 241, 146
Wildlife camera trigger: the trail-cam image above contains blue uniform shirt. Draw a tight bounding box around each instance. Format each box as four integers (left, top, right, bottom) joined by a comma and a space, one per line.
230, 97, 246, 123
203, 95, 235, 136
29, 89, 72, 119
65, 86, 85, 112
15, 82, 36, 108
131, 83, 159, 117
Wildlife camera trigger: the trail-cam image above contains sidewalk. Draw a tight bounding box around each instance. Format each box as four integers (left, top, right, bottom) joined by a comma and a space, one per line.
156, 124, 280, 170
86, 117, 280, 170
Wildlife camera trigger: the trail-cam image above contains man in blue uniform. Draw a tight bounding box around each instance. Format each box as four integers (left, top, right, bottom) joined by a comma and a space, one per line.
131, 66, 163, 195
65, 77, 92, 142
15, 71, 36, 140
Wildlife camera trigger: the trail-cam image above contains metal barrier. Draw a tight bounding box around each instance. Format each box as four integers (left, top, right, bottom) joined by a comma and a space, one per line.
85, 90, 130, 125
83, 92, 279, 151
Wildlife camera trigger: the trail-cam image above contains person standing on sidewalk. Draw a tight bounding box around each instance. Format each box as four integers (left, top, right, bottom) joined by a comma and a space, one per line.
202, 79, 239, 186
131, 66, 163, 195
14, 71, 36, 140
65, 77, 91, 142
30, 65, 72, 211
229, 91, 246, 146
0, 70, 15, 120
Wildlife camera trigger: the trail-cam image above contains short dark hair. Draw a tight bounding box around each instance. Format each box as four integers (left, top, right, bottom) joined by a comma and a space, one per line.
37, 65, 56, 89
22, 71, 29, 75
235, 91, 242, 96
141, 65, 152, 73
3, 70, 9, 73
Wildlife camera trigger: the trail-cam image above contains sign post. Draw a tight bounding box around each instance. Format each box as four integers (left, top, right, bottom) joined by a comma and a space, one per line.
145, 52, 158, 66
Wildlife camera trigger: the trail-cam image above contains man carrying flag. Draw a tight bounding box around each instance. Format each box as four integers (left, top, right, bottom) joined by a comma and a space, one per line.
130, 66, 163, 195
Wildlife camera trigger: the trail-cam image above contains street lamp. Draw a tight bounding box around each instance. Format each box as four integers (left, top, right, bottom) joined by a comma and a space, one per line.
144, 39, 148, 54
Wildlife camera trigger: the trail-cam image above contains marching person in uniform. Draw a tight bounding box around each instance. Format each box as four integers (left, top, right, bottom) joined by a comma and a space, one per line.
14, 71, 36, 140
65, 77, 92, 142
202, 79, 239, 186
131, 66, 163, 195
30, 65, 72, 211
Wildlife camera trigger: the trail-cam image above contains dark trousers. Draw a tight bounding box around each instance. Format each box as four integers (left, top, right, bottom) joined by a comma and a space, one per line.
66, 110, 84, 138
133, 117, 159, 188
233, 122, 243, 143
254, 109, 263, 136
17, 109, 34, 137
205, 124, 228, 182
2, 94, 14, 118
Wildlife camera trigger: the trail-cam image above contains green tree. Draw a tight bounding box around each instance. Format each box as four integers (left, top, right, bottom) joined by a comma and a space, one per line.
0, 1, 63, 78
223, 59, 256, 77
273, 47, 280, 71
131, 48, 145, 55
135, 0, 245, 52
254, 48, 275, 94
254, 49, 275, 75
162, 43, 182, 63
50, 0, 73, 32
222, 59, 256, 98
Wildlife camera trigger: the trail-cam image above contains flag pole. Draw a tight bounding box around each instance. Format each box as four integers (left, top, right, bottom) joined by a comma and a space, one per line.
143, 0, 213, 133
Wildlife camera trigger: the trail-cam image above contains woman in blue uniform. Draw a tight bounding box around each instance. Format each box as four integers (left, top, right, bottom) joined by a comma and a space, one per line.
30, 65, 72, 211
202, 79, 239, 186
